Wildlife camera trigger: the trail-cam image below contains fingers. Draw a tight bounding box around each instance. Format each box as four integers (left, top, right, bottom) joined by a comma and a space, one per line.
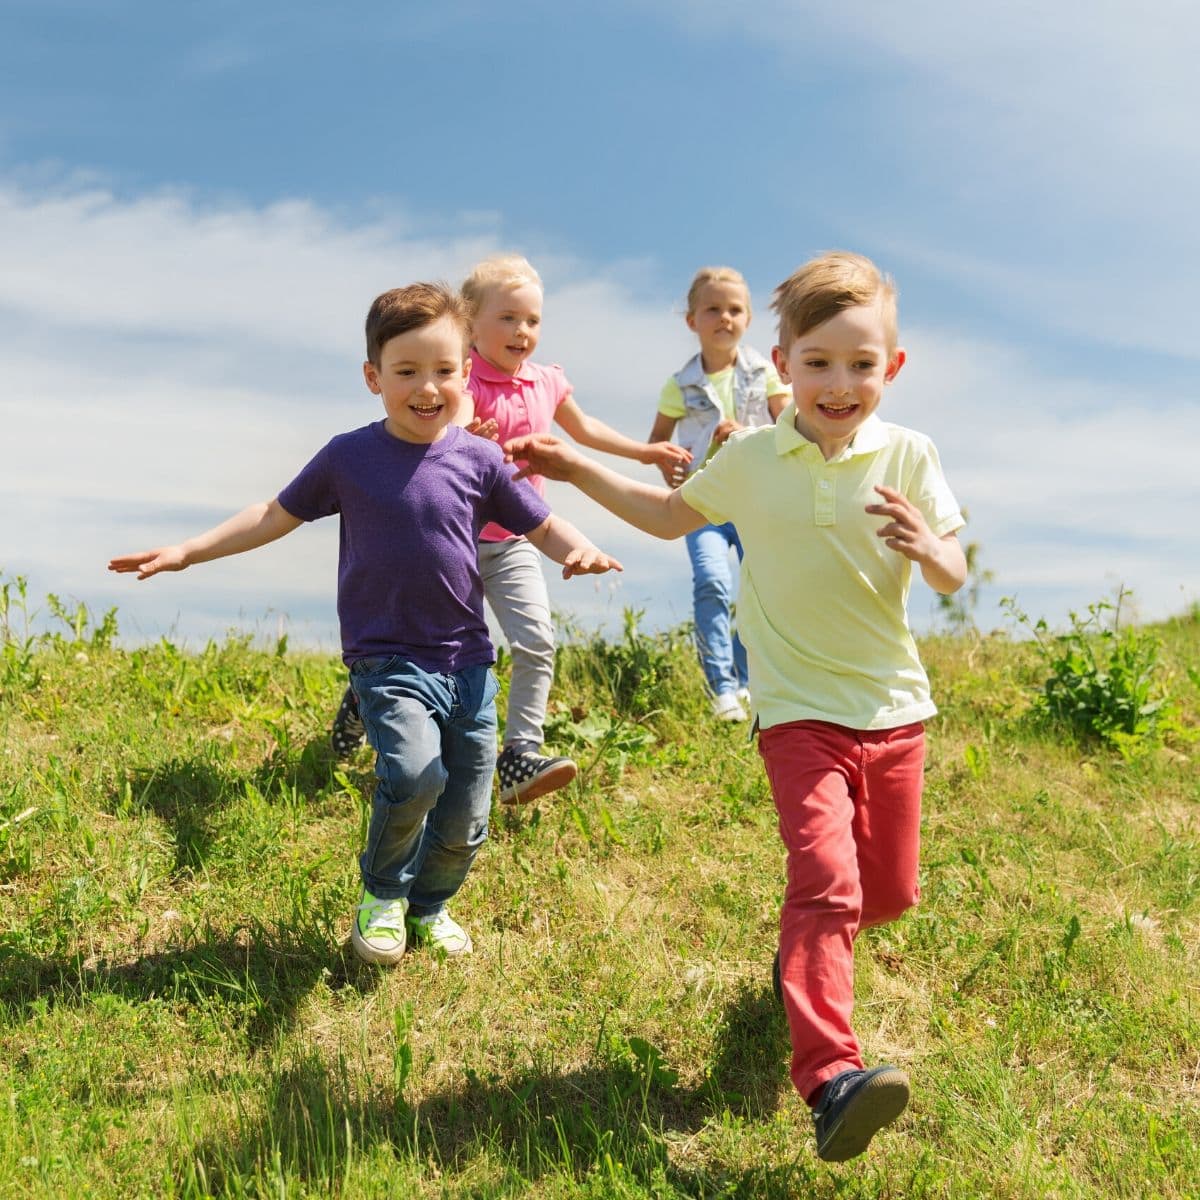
107, 551, 159, 579
561, 548, 624, 578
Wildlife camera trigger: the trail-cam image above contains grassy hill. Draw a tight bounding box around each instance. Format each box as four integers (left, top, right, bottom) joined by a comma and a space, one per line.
1, 587, 1197, 1198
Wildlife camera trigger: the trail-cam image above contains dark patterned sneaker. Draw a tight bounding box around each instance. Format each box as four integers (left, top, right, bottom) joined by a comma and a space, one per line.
496, 746, 577, 804
331, 685, 366, 759
812, 1066, 910, 1162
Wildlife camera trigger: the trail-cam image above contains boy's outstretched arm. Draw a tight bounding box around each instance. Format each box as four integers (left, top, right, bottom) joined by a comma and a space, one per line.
865, 485, 968, 595
523, 514, 624, 580
507, 433, 706, 541
108, 498, 303, 581
555, 397, 691, 475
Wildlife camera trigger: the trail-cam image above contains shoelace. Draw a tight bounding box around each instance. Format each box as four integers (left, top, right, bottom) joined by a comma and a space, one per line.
358, 897, 406, 931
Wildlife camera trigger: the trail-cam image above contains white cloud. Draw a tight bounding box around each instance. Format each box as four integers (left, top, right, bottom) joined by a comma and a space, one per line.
1, 178, 1194, 657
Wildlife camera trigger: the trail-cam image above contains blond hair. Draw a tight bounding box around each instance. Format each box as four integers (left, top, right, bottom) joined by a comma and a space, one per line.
460, 254, 543, 318
771, 252, 897, 351
686, 265, 751, 317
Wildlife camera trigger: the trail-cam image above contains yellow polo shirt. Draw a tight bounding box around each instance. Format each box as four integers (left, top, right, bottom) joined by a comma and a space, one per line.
680, 403, 964, 731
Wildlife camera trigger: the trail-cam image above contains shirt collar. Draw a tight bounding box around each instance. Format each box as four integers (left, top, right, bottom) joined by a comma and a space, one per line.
468, 348, 536, 385
774, 402, 888, 461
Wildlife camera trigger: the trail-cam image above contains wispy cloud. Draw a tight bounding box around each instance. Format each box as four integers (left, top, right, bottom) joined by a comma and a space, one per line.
2, 177, 1193, 652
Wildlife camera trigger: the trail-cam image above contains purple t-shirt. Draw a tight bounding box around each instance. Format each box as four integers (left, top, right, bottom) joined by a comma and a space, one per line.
277, 421, 550, 671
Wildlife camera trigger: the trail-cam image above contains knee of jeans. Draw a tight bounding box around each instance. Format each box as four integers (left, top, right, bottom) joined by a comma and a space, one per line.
379, 755, 448, 805
694, 575, 731, 606
430, 816, 489, 855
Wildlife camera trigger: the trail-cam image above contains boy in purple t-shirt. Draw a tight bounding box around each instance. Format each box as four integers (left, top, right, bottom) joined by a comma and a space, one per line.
109, 282, 620, 966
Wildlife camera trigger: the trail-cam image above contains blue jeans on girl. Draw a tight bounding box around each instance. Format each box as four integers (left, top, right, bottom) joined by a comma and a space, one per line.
685, 520, 749, 698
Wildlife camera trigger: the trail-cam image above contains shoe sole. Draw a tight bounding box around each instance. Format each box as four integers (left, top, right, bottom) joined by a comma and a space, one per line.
816, 1068, 910, 1162
499, 759, 578, 805
350, 924, 407, 966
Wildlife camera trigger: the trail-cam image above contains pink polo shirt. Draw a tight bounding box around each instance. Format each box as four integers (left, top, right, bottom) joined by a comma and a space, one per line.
467, 349, 573, 542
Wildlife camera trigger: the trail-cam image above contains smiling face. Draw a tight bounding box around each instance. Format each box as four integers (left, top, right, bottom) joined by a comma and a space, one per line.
470, 282, 543, 376
686, 279, 751, 367
773, 302, 905, 460
363, 314, 469, 444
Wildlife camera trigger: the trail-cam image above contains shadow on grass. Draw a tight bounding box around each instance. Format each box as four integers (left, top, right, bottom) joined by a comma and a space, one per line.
0, 926, 381, 1050
183, 979, 802, 1196
118, 735, 360, 876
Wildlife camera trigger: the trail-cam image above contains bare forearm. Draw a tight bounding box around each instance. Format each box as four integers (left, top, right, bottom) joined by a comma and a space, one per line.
565, 457, 702, 540
183, 499, 301, 565
919, 536, 968, 595
569, 415, 654, 464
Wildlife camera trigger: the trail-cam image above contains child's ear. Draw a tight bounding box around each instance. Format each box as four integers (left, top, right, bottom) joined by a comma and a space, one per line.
884, 348, 906, 384
685, 310, 698, 333
462, 355, 472, 383
362, 360, 381, 394
771, 344, 791, 384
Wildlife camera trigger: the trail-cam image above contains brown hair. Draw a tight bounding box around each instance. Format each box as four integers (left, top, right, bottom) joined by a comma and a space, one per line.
685, 266, 751, 317
364, 282, 471, 366
460, 254, 543, 320
771, 252, 897, 351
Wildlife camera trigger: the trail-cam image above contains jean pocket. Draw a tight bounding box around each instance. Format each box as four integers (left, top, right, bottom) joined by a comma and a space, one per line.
350, 654, 402, 677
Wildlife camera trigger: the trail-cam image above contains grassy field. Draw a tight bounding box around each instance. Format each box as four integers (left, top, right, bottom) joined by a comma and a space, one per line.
1, 584, 1197, 1198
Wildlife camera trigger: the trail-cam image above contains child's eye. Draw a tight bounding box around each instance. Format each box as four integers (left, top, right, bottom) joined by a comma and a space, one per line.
854, 360, 876, 371
804, 359, 827, 369
396, 368, 416, 377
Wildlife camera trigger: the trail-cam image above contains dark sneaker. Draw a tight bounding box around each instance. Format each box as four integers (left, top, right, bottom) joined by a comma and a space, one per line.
496, 746, 577, 804
812, 1066, 910, 1162
331, 685, 366, 759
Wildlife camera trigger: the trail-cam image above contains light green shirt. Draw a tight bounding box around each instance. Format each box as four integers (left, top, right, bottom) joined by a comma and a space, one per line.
659, 364, 789, 421
680, 403, 964, 731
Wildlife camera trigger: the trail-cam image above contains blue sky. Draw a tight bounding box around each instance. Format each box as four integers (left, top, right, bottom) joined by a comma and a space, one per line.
3, 0, 1197, 650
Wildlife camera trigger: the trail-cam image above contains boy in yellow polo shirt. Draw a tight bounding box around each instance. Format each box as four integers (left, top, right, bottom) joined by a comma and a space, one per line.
506, 251, 967, 1163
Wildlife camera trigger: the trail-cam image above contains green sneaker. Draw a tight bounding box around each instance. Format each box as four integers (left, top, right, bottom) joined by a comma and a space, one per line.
351, 888, 408, 964
406, 910, 473, 956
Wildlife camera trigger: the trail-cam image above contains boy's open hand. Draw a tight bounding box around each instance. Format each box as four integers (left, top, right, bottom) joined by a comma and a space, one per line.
559, 545, 623, 580
107, 546, 188, 580
865, 486, 940, 563
506, 433, 583, 481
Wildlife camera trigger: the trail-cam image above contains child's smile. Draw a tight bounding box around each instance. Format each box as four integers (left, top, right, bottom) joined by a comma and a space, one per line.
362, 314, 469, 444
773, 303, 905, 461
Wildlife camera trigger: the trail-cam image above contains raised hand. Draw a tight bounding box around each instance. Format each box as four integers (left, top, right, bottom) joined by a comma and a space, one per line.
865, 486, 940, 563
505, 433, 584, 481
559, 545, 623, 579
465, 416, 500, 441
107, 545, 189, 580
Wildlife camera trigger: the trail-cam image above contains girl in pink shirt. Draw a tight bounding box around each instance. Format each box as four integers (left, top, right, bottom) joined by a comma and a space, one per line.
333, 255, 688, 805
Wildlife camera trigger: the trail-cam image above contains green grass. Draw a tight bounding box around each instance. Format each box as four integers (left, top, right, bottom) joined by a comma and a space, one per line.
0, 591, 1197, 1198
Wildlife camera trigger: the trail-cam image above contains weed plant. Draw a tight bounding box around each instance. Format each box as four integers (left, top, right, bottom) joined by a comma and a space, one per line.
0, 576, 1197, 1198
1003, 591, 1191, 759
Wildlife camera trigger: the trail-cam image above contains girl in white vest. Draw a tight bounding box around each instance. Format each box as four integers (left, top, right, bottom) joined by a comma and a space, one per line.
647, 267, 791, 720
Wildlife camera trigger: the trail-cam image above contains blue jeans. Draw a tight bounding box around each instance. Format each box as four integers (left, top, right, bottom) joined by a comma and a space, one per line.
349, 656, 498, 917
685, 521, 749, 697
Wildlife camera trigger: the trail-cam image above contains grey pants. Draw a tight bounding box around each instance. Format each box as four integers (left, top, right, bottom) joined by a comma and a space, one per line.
478, 537, 555, 753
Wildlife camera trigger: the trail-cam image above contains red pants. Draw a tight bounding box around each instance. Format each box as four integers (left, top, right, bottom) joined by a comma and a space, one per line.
758, 719, 925, 1104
